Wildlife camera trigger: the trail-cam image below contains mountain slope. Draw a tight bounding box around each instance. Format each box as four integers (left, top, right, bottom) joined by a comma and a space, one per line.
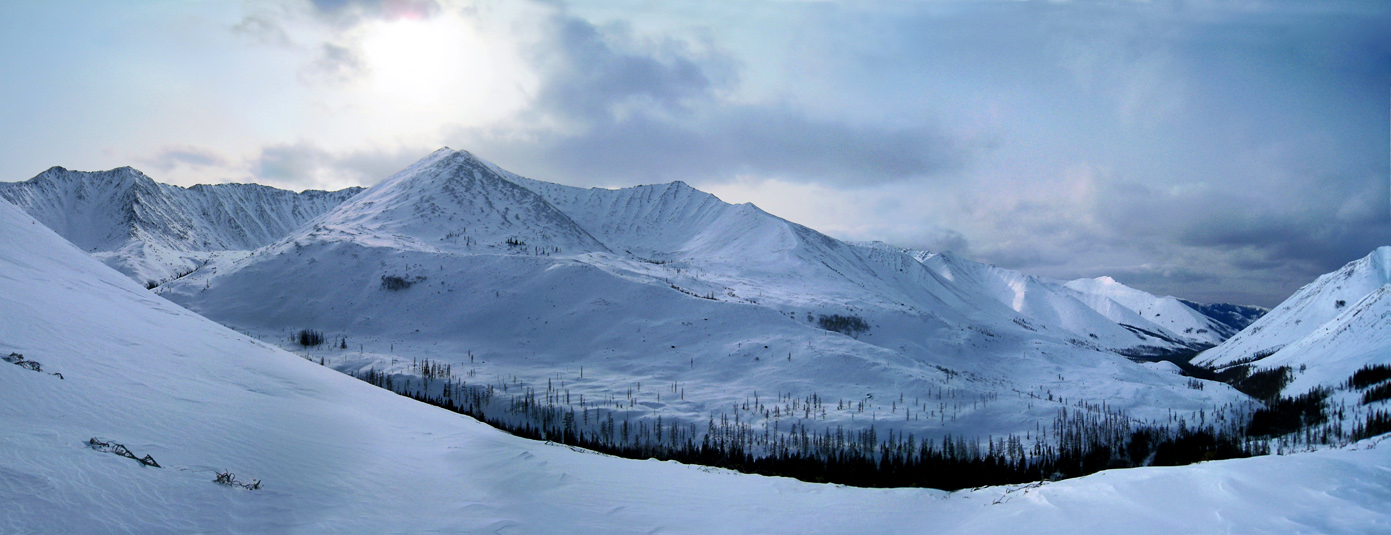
2, 196, 1388, 534
496, 173, 741, 259
1194, 247, 1391, 396
1065, 276, 1237, 346
1262, 284, 1391, 394
0, 165, 361, 285
498, 170, 982, 318
295, 148, 607, 255
912, 249, 1196, 352
498, 167, 1217, 359
161, 149, 1245, 449
1195, 247, 1391, 370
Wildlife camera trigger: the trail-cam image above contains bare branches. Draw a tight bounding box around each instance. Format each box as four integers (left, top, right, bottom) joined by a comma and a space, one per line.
214, 470, 262, 490
87, 438, 161, 468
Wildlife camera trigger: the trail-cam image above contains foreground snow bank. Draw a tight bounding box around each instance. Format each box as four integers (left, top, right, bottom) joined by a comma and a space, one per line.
2, 199, 1388, 534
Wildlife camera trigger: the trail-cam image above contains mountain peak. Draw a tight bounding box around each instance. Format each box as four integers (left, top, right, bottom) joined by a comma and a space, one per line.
305, 148, 608, 255
1368, 245, 1391, 276
28, 164, 154, 186
1, 168, 363, 284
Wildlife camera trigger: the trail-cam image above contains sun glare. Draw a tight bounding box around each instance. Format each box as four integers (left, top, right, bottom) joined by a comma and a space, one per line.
360, 17, 486, 106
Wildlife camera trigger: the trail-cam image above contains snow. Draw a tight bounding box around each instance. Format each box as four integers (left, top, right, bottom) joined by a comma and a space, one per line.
297, 148, 607, 255
150, 150, 1256, 447
1065, 276, 1236, 346
1269, 284, 1391, 394
2, 196, 1389, 533
0, 165, 361, 285
914, 249, 1199, 352
1194, 247, 1391, 394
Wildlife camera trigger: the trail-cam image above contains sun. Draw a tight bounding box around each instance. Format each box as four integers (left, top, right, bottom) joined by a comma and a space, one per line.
359, 17, 487, 106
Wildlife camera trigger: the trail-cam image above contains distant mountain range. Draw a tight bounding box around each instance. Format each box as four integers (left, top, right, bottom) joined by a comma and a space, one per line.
2, 149, 1274, 443
0, 165, 360, 286
2, 150, 1259, 357
14, 148, 1387, 444
1177, 299, 1267, 333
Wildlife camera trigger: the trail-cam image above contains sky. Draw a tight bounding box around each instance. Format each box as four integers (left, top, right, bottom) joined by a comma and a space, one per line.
0, 0, 1387, 308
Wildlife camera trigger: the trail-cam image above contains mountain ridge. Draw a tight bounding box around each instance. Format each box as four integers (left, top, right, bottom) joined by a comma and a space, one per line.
153, 149, 1249, 446
1193, 246, 1391, 395
0, 165, 362, 285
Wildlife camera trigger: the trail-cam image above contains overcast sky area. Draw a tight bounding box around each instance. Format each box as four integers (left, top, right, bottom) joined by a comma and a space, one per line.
1, 0, 1387, 307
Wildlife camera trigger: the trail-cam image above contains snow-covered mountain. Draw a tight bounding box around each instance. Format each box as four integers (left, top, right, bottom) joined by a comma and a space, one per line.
499, 163, 1237, 355
298, 148, 607, 255
1194, 247, 1391, 394
155, 148, 1249, 447
3, 194, 1386, 535
0, 165, 361, 286
911, 249, 1208, 353
1064, 276, 1238, 346
499, 168, 984, 319
1177, 299, 1267, 333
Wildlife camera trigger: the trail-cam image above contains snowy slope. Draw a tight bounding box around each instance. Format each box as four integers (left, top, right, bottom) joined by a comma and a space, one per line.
3, 196, 1389, 533
1195, 247, 1391, 370
890, 243, 1239, 351
1193, 247, 1391, 396
1065, 276, 1236, 346
295, 148, 606, 255
160, 149, 1247, 449
1263, 284, 1391, 395
497, 173, 741, 259
0, 165, 361, 285
502, 170, 982, 318
499, 166, 1211, 358
913, 249, 1198, 353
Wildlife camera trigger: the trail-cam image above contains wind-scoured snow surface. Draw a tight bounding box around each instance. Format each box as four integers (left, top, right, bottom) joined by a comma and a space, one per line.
3, 197, 1390, 533
157, 149, 1249, 445
0, 165, 361, 285
1195, 247, 1391, 394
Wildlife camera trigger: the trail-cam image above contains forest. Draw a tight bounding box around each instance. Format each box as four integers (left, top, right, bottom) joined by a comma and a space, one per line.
330, 356, 1391, 490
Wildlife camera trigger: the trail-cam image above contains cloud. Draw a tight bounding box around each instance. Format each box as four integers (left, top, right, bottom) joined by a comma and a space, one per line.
530, 16, 731, 124
1178, 196, 1391, 280
143, 146, 229, 173
309, 0, 441, 25
909, 227, 971, 256
456, 8, 974, 188
468, 106, 969, 187
252, 142, 424, 190
224, 0, 1385, 308
231, 14, 293, 47
1053, 21, 1189, 129
302, 42, 366, 83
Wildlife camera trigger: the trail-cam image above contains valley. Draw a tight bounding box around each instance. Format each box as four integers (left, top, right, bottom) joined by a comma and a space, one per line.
2, 149, 1388, 532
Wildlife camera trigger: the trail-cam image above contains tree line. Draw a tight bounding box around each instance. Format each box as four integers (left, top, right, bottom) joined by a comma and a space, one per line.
334, 355, 1391, 491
